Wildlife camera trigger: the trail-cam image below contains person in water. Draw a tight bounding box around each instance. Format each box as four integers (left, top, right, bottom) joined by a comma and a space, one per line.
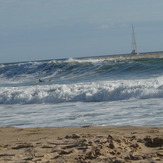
39, 79, 44, 82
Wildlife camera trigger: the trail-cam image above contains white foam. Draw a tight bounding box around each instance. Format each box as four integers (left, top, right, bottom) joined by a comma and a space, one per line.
1, 76, 163, 104
0, 98, 163, 127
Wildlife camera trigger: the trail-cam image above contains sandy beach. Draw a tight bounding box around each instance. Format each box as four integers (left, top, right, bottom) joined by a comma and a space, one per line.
0, 126, 162, 163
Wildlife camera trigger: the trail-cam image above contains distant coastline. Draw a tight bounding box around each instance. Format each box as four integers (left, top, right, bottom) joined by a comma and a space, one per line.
78, 51, 163, 61
1, 51, 163, 65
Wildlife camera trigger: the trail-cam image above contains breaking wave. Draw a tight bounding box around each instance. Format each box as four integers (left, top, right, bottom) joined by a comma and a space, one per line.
1, 55, 163, 104
0, 57, 163, 85
1, 77, 163, 104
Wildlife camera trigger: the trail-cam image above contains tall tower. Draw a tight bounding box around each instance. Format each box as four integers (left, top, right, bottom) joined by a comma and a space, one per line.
131, 25, 139, 54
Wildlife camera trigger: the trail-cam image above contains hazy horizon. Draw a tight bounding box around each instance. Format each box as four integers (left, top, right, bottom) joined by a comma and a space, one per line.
1, 0, 163, 63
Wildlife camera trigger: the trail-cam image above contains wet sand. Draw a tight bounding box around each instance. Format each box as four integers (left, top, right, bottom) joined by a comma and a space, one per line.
0, 126, 163, 163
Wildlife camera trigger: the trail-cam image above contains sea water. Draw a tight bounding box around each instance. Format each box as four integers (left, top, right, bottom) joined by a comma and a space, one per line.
0, 54, 163, 127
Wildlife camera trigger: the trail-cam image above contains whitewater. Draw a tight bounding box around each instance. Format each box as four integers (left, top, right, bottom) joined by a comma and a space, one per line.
0, 53, 163, 127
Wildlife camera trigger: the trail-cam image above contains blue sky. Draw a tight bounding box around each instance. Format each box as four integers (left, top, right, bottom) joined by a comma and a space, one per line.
1, 0, 163, 63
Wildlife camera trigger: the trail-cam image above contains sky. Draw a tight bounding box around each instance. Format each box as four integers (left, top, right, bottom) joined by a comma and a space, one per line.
1, 0, 163, 63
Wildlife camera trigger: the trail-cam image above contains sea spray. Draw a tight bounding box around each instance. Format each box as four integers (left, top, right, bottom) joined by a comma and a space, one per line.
0, 77, 163, 104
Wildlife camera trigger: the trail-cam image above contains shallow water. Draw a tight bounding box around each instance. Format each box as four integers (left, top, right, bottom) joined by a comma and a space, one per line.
0, 98, 162, 128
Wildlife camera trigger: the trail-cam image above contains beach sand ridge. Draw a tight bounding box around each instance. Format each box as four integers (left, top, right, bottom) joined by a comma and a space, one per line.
0, 126, 163, 162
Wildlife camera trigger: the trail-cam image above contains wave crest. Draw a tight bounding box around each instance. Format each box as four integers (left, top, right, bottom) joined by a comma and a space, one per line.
0, 78, 163, 104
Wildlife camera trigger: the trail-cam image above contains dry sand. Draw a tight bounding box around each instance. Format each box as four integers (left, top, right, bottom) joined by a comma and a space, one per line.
0, 126, 163, 163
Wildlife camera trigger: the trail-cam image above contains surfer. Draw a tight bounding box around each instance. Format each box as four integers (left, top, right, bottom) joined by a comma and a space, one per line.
39, 79, 44, 82
39, 79, 51, 82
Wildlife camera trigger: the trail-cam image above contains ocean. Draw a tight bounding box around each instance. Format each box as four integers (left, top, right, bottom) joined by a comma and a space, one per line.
0, 53, 163, 128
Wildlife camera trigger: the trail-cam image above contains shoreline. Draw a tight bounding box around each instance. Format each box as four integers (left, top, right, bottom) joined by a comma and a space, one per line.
0, 126, 163, 162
